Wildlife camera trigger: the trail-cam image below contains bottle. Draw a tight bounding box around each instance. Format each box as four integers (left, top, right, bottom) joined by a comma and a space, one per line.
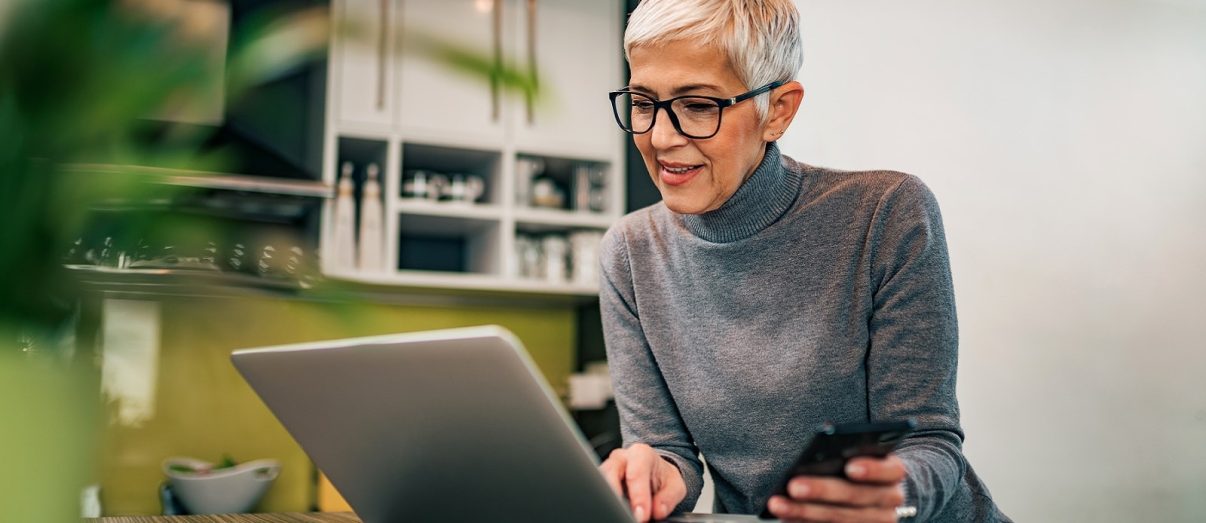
332, 162, 358, 272
515, 159, 532, 207
227, 242, 247, 273
80, 484, 102, 518
543, 234, 569, 283
257, 245, 278, 278
573, 164, 592, 211
358, 163, 384, 272
569, 230, 602, 284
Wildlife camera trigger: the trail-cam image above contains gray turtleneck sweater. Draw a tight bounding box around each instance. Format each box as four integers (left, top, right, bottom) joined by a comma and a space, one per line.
598, 143, 1008, 521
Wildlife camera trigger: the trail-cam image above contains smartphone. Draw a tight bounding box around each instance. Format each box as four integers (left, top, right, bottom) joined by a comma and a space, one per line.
758, 420, 916, 519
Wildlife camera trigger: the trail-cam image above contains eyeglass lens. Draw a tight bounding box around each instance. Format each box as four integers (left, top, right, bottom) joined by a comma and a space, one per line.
613, 93, 722, 138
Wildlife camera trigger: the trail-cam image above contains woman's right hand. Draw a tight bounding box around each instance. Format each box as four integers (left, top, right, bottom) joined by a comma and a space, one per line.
598, 443, 687, 522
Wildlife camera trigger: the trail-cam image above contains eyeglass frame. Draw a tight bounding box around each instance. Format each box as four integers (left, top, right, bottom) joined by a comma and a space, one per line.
608, 80, 784, 140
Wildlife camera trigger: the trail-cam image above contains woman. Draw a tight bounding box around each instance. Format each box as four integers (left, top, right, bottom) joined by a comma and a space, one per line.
596, 1, 1009, 522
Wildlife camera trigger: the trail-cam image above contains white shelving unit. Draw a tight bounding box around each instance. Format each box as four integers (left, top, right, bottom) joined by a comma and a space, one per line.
513, 207, 615, 230
321, 0, 626, 297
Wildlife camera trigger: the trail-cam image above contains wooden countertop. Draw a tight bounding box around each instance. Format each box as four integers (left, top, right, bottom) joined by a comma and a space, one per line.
87, 512, 763, 522
87, 513, 360, 522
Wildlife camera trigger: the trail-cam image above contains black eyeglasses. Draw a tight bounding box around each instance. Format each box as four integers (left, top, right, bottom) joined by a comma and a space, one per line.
608, 81, 783, 139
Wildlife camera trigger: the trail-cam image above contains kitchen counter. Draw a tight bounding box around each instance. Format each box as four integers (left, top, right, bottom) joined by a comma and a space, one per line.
88, 513, 360, 522
87, 513, 765, 522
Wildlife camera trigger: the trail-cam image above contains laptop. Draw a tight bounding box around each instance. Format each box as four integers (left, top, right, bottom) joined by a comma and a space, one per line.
232, 325, 761, 523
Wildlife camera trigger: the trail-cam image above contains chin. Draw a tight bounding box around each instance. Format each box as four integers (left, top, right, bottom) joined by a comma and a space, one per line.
660, 194, 710, 215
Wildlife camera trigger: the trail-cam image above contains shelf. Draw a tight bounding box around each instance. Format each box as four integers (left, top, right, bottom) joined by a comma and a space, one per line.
401, 142, 501, 206
68, 265, 595, 307
331, 123, 394, 141
326, 270, 599, 297
514, 207, 614, 230
396, 200, 503, 221
403, 142, 501, 171
397, 212, 500, 236
67, 265, 311, 295
516, 147, 615, 165
395, 214, 501, 274
64, 164, 333, 198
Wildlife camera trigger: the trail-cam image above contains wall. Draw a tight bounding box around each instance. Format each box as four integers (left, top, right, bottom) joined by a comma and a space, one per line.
784, 1, 1206, 521
97, 292, 577, 515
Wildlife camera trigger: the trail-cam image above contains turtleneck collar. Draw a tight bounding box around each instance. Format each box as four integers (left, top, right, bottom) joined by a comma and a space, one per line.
679, 142, 803, 243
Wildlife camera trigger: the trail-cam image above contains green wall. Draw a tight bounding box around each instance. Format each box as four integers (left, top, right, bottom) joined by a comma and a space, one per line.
98, 293, 578, 515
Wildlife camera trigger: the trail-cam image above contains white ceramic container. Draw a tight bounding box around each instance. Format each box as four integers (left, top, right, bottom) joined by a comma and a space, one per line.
163, 457, 280, 515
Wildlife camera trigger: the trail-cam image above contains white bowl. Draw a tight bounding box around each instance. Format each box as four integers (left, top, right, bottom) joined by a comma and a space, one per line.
163, 457, 280, 515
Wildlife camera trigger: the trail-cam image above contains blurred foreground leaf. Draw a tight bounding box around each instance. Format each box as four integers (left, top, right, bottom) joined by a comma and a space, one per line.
0, 0, 330, 337
0, 0, 329, 519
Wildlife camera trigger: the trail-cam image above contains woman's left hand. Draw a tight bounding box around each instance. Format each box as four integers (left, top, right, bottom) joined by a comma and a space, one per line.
766, 454, 908, 523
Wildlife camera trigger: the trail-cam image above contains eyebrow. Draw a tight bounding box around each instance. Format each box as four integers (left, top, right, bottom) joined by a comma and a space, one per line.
626, 83, 725, 97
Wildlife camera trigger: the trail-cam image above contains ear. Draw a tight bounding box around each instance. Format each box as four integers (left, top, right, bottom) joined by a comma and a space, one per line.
761, 80, 805, 142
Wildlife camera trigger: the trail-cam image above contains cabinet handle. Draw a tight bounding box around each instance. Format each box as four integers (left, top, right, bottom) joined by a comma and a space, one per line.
377, 0, 389, 110
491, 0, 502, 122
525, 0, 537, 125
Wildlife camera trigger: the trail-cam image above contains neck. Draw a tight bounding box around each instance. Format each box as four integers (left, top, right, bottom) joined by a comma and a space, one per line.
679, 142, 802, 243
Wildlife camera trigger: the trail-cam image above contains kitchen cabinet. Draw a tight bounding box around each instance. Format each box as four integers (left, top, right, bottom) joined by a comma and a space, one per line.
333, 0, 397, 128
324, 0, 627, 296
394, 0, 513, 147
391, 0, 623, 154
510, 0, 623, 160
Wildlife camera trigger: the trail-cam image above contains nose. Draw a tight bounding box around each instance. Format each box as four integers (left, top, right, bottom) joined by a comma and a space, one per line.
649, 107, 688, 150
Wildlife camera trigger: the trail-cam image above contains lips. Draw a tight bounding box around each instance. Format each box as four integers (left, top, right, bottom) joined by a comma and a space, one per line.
658, 161, 704, 187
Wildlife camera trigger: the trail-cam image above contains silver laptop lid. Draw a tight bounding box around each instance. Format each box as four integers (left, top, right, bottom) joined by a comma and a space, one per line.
232, 325, 635, 523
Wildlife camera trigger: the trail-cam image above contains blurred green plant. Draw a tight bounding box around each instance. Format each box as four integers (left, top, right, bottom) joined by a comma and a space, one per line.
0, 0, 542, 340
0, 0, 330, 338
0, 0, 542, 519
0, 1, 330, 518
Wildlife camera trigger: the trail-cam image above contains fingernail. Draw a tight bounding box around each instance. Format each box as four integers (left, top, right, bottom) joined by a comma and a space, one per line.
634, 505, 645, 522
659, 503, 668, 517
847, 463, 866, 478
770, 496, 785, 512
790, 482, 809, 498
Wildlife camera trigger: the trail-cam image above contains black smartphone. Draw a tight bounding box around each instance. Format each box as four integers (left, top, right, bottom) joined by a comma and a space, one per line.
758, 420, 916, 519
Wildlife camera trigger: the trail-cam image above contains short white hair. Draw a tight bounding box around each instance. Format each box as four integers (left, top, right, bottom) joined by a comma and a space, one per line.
624, 0, 804, 121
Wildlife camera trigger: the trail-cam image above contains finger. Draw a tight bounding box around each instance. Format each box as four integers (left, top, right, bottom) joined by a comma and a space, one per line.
768, 495, 897, 523
624, 449, 655, 522
651, 460, 686, 520
650, 494, 677, 522
599, 450, 627, 497
845, 455, 907, 485
787, 477, 904, 508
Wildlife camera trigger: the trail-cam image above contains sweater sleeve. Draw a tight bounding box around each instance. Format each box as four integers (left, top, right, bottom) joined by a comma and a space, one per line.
865, 175, 968, 521
598, 224, 705, 514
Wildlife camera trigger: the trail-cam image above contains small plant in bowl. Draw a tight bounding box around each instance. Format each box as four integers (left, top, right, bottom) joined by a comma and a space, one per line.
163, 455, 280, 514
